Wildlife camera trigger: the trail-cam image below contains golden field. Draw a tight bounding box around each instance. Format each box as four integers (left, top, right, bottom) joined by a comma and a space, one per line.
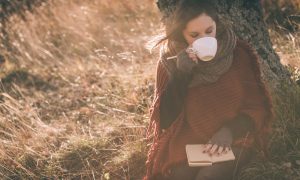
0, 0, 299, 179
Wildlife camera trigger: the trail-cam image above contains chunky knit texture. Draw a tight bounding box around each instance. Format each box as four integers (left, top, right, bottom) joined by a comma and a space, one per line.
144, 39, 275, 180
165, 23, 238, 88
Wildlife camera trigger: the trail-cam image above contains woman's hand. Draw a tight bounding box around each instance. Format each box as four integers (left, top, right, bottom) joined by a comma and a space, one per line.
203, 144, 231, 156
175, 45, 200, 74
202, 126, 233, 156
185, 44, 199, 64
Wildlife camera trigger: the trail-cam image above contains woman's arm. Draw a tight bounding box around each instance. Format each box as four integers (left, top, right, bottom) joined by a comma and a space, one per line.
147, 59, 170, 136
159, 50, 194, 129
157, 59, 175, 130
223, 113, 255, 140
205, 113, 254, 153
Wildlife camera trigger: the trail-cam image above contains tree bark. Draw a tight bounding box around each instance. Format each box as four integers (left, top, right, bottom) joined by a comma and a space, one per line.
156, 0, 293, 94
213, 0, 292, 91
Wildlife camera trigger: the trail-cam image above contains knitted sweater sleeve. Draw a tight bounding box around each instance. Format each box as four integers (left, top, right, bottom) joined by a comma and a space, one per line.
224, 113, 255, 140
231, 44, 275, 149
144, 60, 170, 179
147, 60, 170, 136
154, 60, 170, 96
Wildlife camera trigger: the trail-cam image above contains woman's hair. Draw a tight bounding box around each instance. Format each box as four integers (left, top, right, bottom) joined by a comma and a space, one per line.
148, 0, 225, 57
152, 0, 229, 129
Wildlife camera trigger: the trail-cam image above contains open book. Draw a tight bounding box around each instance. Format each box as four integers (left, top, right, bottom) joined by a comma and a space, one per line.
186, 144, 235, 167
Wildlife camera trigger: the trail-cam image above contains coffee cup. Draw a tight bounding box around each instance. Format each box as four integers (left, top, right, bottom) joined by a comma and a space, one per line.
192, 36, 218, 61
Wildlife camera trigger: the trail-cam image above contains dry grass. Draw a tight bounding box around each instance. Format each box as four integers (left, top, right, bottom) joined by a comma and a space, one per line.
0, 0, 299, 179
0, 0, 159, 179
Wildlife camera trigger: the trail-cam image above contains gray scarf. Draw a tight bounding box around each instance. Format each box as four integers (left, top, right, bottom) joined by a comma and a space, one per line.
161, 25, 237, 88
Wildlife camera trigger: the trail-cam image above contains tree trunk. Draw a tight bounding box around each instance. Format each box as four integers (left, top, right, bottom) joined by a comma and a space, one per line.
156, 0, 293, 95
213, 0, 292, 91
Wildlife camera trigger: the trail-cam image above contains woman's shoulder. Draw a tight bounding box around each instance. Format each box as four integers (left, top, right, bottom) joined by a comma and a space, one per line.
234, 39, 262, 70
233, 39, 266, 88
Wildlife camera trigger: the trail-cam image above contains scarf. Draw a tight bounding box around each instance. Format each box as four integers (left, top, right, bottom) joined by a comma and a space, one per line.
161, 23, 238, 88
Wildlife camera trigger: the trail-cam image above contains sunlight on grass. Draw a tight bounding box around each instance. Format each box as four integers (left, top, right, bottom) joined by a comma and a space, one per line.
0, 0, 299, 179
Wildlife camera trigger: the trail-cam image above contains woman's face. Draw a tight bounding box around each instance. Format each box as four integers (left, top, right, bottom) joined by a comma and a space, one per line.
182, 13, 216, 45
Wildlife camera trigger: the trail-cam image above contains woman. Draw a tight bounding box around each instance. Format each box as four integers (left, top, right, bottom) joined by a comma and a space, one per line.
144, 0, 275, 179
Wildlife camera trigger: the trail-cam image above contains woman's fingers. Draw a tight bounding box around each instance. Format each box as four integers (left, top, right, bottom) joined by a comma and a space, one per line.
203, 143, 231, 156
203, 142, 214, 153
186, 46, 198, 63
217, 145, 225, 155
224, 146, 231, 153
189, 54, 198, 63
208, 144, 219, 155
202, 143, 213, 153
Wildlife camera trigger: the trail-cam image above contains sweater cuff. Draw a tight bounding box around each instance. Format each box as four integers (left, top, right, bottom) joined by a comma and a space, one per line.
176, 49, 196, 74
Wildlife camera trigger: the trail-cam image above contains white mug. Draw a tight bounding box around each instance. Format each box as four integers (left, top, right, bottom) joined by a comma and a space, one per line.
192, 36, 218, 61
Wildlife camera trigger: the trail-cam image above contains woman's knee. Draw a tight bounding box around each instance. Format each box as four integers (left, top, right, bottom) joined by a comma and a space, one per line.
168, 163, 199, 180
195, 164, 234, 180
195, 172, 221, 180
195, 147, 255, 180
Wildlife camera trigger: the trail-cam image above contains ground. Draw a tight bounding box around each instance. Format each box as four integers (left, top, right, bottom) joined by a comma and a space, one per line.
0, 0, 299, 179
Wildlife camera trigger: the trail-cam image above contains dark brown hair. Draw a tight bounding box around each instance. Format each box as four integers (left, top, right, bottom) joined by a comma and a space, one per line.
149, 0, 226, 57
151, 0, 226, 129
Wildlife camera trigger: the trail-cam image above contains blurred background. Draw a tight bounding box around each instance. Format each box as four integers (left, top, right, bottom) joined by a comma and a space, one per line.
0, 0, 299, 179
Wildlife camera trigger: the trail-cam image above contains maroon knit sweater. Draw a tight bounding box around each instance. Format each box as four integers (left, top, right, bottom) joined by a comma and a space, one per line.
144, 39, 275, 180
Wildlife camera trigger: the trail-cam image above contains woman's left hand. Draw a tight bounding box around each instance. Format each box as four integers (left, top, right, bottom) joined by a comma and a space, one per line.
203, 144, 231, 156
202, 126, 233, 156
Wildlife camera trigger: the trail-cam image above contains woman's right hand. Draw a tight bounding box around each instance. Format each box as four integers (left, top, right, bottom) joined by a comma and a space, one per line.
185, 44, 199, 64
176, 45, 199, 74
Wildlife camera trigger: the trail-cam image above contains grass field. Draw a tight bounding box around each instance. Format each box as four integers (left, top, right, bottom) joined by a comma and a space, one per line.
0, 0, 299, 179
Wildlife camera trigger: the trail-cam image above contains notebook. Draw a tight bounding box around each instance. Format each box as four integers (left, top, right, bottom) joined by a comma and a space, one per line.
186, 144, 235, 167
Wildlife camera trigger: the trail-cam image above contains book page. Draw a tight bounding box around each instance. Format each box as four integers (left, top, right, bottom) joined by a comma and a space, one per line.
186, 144, 211, 163
211, 148, 235, 163
186, 144, 235, 165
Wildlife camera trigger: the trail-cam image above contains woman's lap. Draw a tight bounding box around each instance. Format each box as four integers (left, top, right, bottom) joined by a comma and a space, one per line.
167, 146, 255, 180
